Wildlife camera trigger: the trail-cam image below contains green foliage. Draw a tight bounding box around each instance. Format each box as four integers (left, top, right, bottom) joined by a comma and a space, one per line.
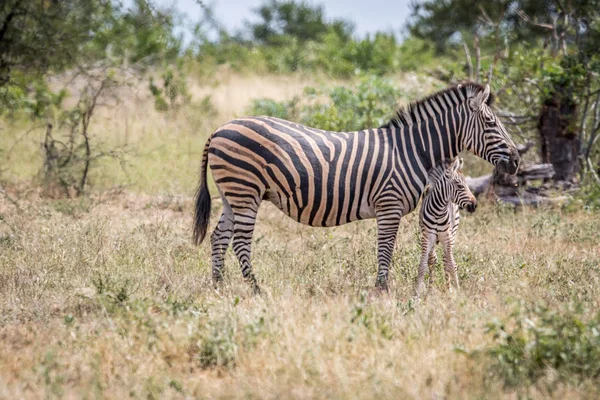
349, 292, 394, 340
149, 65, 191, 112
480, 302, 600, 387
88, 0, 181, 66
0, 72, 67, 120
574, 183, 600, 212
301, 75, 402, 131
194, 1, 443, 77
196, 31, 438, 77
1, 0, 183, 120
0, 0, 110, 85
395, 37, 441, 72
196, 35, 268, 73
249, 0, 354, 45
248, 97, 300, 120
247, 74, 403, 131
92, 273, 134, 308
194, 318, 238, 369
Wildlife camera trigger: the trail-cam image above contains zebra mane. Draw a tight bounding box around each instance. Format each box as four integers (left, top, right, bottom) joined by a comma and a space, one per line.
424, 159, 467, 195
383, 82, 494, 129
426, 161, 452, 189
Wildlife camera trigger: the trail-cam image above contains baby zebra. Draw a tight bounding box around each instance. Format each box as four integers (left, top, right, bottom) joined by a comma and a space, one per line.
415, 158, 477, 297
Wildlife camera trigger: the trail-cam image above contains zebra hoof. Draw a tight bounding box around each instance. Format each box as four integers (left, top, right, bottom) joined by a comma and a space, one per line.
212, 276, 223, 289
375, 281, 389, 293
252, 284, 261, 295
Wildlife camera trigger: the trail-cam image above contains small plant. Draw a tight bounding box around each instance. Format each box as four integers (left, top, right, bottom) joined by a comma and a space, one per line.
349, 292, 394, 340
194, 320, 238, 369
478, 302, 600, 388
92, 274, 134, 308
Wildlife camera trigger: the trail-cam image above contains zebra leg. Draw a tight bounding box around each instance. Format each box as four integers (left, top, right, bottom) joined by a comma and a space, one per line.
427, 245, 438, 285
442, 237, 460, 292
416, 232, 436, 298
210, 203, 234, 286
231, 205, 261, 294
374, 208, 402, 291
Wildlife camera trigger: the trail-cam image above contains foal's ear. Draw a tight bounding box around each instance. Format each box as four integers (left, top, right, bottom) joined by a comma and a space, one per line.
468, 84, 491, 111
451, 157, 462, 173
450, 158, 461, 173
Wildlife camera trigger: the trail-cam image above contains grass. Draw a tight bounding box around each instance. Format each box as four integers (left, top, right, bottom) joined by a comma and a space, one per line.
0, 195, 599, 398
1, 72, 599, 398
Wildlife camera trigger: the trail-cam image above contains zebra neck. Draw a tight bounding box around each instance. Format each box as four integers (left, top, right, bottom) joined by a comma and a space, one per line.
405, 106, 465, 172
424, 184, 451, 218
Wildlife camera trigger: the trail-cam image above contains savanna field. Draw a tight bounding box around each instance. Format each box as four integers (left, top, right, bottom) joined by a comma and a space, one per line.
1, 70, 599, 399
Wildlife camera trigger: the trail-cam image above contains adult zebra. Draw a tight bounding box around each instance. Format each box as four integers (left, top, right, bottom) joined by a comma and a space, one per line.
193, 83, 520, 293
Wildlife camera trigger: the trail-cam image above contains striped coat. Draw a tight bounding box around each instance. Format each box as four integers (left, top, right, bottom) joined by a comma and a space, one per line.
416, 158, 477, 297
193, 83, 520, 293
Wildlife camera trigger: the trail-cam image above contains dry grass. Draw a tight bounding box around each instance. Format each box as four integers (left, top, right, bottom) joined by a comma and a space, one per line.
0, 194, 598, 399
1, 72, 599, 399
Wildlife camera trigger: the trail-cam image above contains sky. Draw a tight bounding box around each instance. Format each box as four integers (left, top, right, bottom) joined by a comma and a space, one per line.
156, 0, 414, 41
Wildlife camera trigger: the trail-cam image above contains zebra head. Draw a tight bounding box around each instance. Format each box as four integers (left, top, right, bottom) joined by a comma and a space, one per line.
446, 158, 477, 213
461, 84, 520, 175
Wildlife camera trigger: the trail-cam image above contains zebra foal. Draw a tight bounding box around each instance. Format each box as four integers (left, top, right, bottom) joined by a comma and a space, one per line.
193, 83, 520, 293
416, 158, 476, 297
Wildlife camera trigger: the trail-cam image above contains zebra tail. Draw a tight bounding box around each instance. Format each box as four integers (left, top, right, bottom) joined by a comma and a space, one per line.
193, 137, 212, 245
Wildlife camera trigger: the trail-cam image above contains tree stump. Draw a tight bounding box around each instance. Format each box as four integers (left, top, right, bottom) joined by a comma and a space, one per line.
538, 90, 581, 182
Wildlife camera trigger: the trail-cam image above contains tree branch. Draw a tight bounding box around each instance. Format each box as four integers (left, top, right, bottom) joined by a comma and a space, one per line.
474, 35, 481, 83
462, 41, 473, 80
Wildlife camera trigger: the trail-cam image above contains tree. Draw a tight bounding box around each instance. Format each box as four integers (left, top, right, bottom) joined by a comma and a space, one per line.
1, 0, 183, 196
248, 0, 354, 45
409, 0, 600, 184
0, 0, 113, 88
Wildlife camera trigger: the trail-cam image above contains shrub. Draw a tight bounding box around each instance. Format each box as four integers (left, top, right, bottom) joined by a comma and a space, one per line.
247, 74, 403, 131
479, 302, 600, 388
301, 74, 402, 131
149, 64, 191, 112
248, 97, 300, 120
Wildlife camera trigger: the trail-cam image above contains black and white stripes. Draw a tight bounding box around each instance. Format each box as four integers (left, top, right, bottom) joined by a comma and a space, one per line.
415, 158, 477, 297
193, 82, 520, 293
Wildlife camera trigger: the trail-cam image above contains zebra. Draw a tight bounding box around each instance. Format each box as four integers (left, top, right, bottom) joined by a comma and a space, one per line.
192, 82, 520, 293
415, 157, 476, 298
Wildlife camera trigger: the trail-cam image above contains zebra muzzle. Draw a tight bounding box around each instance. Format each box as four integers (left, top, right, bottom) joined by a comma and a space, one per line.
466, 200, 477, 213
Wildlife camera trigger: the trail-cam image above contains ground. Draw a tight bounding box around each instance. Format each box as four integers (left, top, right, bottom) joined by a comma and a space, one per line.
1, 72, 599, 399
1, 192, 599, 399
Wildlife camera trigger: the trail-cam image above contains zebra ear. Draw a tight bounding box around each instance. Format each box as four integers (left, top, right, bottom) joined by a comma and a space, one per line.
450, 158, 461, 173
468, 84, 491, 111
458, 157, 464, 170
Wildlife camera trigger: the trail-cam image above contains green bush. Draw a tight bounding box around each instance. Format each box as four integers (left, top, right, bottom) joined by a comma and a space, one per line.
248, 97, 300, 120
0, 72, 66, 120
247, 74, 403, 131
301, 75, 402, 131
195, 27, 443, 78
149, 66, 191, 112
479, 302, 600, 388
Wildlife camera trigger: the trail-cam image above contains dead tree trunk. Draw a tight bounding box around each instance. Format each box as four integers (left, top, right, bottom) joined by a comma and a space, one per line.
466, 142, 562, 206
538, 88, 581, 182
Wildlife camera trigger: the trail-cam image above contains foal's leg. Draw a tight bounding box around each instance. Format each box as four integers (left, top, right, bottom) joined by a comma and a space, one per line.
427, 247, 438, 286
416, 231, 436, 298
442, 234, 460, 291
